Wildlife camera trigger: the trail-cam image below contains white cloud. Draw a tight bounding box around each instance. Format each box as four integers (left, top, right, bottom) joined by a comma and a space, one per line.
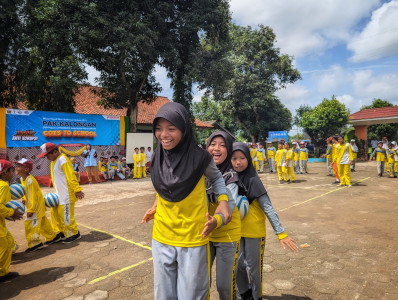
352, 70, 398, 102
230, 0, 380, 57
348, 1, 398, 62
276, 83, 311, 113
316, 65, 347, 93
153, 65, 173, 99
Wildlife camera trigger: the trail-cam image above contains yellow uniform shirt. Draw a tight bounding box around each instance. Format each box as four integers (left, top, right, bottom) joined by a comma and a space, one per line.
0, 180, 14, 237
98, 161, 107, 172
133, 153, 141, 167
209, 203, 241, 243
20, 175, 46, 218
293, 148, 299, 161
50, 154, 82, 204
275, 149, 284, 165
332, 143, 339, 163
299, 148, 308, 160
335, 143, 354, 164
140, 153, 147, 165
241, 200, 266, 238
267, 147, 275, 159
388, 150, 396, 164
152, 176, 211, 247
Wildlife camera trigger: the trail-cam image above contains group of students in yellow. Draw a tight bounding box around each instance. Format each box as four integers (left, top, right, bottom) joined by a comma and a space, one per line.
0, 142, 84, 281
369, 140, 398, 178
141, 102, 298, 300
97, 146, 152, 181
249, 141, 310, 184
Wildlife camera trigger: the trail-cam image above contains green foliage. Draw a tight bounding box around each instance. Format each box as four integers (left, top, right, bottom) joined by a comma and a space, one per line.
299, 95, 350, 145
294, 105, 312, 126
360, 99, 398, 142
220, 24, 300, 142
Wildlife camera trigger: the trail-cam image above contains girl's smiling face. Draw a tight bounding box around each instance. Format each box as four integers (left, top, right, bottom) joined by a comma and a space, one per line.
155, 118, 183, 150
207, 136, 227, 165
231, 150, 248, 173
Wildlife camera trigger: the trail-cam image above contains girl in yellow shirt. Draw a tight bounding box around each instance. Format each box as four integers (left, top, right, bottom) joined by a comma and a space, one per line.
231, 143, 298, 300
141, 103, 231, 300
206, 130, 241, 300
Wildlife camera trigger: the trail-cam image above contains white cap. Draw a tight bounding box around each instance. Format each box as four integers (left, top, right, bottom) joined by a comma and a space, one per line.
350, 139, 355, 142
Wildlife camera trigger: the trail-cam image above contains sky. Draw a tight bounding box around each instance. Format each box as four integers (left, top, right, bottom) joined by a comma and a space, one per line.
87, 0, 398, 118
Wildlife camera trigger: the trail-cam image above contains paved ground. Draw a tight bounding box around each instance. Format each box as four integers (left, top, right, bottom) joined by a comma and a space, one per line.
2, 161, 398, 300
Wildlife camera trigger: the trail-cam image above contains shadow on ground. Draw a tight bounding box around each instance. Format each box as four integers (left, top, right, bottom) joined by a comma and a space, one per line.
262, 295, 312, 300
1, 266, 75, 299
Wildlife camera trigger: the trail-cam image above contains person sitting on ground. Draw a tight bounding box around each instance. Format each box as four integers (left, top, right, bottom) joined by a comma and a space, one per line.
109, 156, 126, 180
98, 157, 109, 181
120, 157, 131, 178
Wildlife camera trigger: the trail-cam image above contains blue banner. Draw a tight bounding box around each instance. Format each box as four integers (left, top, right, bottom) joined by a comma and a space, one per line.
268, 131, 288, 142
6, 109, 120, 147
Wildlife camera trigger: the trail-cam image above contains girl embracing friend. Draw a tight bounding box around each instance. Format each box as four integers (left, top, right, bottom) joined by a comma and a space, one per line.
141, 103, 231, 300
232, 142, 298, 300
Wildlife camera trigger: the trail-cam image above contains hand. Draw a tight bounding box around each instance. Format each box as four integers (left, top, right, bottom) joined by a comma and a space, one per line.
214, 200, 231, 224
141, 207, 156, 223
21, 199, 26, 205
350, 161, 353, 165
12, 208, 23, 220
279, 236, 299, 252
75, 191, 85, 200
27, 212, 34, 218
201, 213, 217, 237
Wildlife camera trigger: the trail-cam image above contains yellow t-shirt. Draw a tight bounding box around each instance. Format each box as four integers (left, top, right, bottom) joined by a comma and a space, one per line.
299, 148, 308, 160
388, 150, 396, 164
275, 149, 284, 165
209, 203, 241, 243
0, 179, 14, 237
256, 150, 265, 161
152, 176, 210, 247
293, 148, 299, 161
267, 148, 275, 158
133, 153, 141, 167
241, 199, 266, 238
98, 161, 107, 172
140, 153, 147, 165
20, 175, 46, 218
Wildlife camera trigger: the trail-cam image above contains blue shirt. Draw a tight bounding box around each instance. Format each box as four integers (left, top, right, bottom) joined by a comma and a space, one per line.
83, 149, 98, 167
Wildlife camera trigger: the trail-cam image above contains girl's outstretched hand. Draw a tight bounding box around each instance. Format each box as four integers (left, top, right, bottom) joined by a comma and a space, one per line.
280, 236, 299, 252
141, 207, 156, 224
202, 213, 217, 237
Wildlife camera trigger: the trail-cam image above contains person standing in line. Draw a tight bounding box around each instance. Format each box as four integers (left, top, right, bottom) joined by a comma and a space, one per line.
292, 142, 299, 174
298, 142, 309, 174
257, 144, 266, 173
82, 144, 100, 184
266, 142, 276, 173
0, 160, 23, 281
370, 138, 378, 159
274, 142, 286, 184
146, 146, 153, 174
330, 136, 341, 184
38, 143, 84, 243
369, 141, 388, 177
392, 141, 398, 173
322, 138, 334, 176
284, 143, 295, 183
350, 140, 358, 172
386, 143, 397, 178
250, 144, 259, 171
231, 143, 298, 300
133, 148, 141, 179
335, 136, 354, 187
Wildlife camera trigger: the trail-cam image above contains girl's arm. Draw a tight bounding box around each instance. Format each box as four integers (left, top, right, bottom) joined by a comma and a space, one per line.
257, 193, 298, 252
204, 160, 231, 224
226, 182, 238, 213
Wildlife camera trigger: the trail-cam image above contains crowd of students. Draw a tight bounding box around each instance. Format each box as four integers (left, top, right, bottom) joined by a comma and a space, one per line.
1, 142, 84, 281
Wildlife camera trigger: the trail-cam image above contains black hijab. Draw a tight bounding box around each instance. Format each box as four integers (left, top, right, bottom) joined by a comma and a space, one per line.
151, 102, 212, 202
205, 131, 238, 202
232, 142, 267, 203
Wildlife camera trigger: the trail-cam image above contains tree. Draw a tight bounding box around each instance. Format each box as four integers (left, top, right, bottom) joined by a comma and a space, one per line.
360, 99, 398, 141
220, 24, 300, 142
299, 95, 350, 153
294, 105, 312, 126
9, 0, 87, 112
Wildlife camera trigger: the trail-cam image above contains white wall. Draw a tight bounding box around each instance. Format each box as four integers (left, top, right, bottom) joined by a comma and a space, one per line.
125, 133, 155, 164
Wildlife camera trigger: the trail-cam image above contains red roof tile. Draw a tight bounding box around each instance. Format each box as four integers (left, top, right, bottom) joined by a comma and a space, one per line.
13, 85, 213, 128
350, 106, 398, 120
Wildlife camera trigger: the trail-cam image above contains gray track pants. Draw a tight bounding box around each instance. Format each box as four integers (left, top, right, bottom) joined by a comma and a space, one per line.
326, 158, 333, 175
299, 160, 307, 173
210, 241, 240, 300
268, 158, 275, 172
378, 161, 385, 175
236, 237, 265, 300
152, 239, 209, 300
